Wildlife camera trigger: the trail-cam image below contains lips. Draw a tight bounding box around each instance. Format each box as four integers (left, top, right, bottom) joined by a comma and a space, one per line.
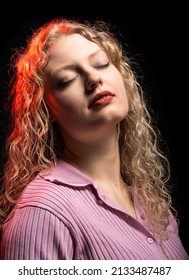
88, 91, 114, 108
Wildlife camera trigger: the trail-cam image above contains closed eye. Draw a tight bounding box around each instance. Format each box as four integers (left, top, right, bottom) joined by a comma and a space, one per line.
56, 76, 77, 89
96, 62, 110, 69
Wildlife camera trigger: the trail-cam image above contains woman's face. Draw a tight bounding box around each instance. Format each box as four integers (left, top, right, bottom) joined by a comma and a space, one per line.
44, 33, 128, 142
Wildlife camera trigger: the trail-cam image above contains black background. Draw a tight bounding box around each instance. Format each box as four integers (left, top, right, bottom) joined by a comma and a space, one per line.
0, 11, 188, 254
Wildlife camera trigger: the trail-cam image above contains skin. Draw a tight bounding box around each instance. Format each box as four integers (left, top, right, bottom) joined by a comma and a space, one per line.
44, 33, 136, 218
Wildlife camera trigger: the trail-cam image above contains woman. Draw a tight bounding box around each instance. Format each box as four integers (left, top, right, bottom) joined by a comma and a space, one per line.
0, 17, 188, 259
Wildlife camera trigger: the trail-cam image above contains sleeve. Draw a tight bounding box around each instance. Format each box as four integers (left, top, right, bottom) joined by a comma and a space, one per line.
0, 206, 76, 260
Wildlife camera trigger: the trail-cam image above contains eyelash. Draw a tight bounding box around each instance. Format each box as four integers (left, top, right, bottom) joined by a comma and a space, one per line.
96, 62, 110, 69
57, 79, 74, 89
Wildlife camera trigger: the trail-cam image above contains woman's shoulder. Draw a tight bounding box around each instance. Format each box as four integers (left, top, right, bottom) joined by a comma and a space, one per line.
16, 173, 75, 214
20, 159, 92, 203
13, 160, 94, 220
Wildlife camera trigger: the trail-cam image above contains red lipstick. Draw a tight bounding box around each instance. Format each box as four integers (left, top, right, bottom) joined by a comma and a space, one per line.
88, 91, 114, 109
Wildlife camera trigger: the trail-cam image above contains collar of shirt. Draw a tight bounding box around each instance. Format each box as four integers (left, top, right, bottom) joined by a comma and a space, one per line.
39, 159, 95, 187
39, 159, 148, 223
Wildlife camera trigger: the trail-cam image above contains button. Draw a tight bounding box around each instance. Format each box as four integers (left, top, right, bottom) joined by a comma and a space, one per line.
147, 237, 154, 244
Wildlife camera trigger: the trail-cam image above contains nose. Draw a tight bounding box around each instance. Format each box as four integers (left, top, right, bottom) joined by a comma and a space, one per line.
85, 72, 103, 92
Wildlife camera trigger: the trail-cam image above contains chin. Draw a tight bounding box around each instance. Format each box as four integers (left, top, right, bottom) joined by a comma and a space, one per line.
110, 110, 128, 123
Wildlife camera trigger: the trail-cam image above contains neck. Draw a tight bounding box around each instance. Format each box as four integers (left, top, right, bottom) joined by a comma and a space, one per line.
63, 133, 123, 190
62, 132, 136, 218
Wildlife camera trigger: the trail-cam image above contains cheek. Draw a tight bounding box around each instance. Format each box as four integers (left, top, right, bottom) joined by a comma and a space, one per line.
44, 91, 83, 123
116, 75, 128, 100
44, 92, 61, 118
115, 74, 129, 113
111, 68, 126, 91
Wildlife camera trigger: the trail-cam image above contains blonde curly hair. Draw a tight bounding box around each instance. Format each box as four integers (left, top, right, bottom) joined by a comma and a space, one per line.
0, 18, 174, 240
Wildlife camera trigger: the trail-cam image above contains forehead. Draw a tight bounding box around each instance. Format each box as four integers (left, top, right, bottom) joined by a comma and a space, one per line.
47, 33, 102, 65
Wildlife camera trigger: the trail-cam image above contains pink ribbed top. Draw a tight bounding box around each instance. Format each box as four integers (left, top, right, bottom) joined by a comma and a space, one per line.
0, 160, 188, 260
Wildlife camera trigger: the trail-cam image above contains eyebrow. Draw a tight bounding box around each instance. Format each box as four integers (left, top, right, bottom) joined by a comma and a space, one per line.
51, 49, 105, 77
